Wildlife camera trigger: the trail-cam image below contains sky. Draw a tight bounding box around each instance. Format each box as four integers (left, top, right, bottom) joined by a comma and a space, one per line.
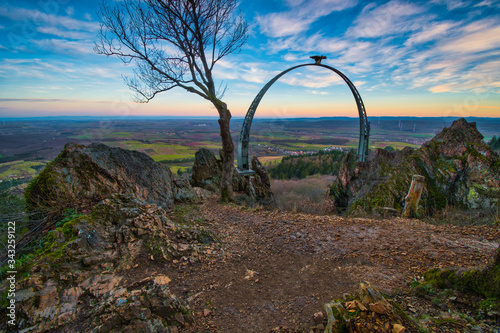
0, 0, 499, 119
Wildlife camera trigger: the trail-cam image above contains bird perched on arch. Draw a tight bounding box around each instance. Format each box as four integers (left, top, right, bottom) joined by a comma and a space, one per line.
310, 55, 327, 64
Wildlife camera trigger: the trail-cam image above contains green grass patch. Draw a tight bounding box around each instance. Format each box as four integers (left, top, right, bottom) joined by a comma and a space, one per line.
152, 154, 195, 162
0, 161, 47, 179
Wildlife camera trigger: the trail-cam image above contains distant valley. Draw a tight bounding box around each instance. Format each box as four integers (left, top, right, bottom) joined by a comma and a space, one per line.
1, 116, 499, 187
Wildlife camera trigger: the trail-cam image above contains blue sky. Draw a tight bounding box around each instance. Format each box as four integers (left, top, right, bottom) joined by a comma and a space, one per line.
0, 0, 499, 118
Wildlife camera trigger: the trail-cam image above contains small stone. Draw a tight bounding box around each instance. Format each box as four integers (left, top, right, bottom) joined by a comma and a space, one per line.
153, 275, 171, 285
244, 269, 258, 280
203, 309, 211, 317
392, 324, 406, 333
57, 312, 73, 326
313, 311, 324, 324
369, 301, 391, 315
174, 312, 185, 325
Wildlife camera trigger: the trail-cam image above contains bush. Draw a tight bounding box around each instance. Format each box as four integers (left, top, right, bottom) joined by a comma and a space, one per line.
271, 175, 334, 214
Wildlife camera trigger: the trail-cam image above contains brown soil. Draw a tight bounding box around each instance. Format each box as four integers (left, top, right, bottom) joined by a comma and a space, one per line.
165, 198, 499, 332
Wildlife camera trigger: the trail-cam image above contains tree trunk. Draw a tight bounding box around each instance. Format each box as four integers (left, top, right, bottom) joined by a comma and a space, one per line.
402, 175, 425, 218
216, 101, 235, 202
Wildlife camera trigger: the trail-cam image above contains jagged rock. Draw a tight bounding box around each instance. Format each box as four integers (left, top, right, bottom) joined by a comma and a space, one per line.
324, 282, 417, 333
25, 142, 197, 215
190, 148, 273, 201
190, 148, 222, 193
329, 118, 500, 215
248, 156, 273, 200
5, 194, 208, 332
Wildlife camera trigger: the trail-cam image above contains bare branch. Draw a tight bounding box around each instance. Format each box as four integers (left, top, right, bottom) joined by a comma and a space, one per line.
95, 0, 247, 104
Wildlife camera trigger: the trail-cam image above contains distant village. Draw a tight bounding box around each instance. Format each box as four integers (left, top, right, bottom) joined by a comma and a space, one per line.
256, 143, 349, 156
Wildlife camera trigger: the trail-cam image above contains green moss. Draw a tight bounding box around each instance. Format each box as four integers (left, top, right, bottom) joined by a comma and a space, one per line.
1, 214, 84, 280
325, 301, 349, 332
24, 160, 70, 216
423, 263, 500, 299
0, 289, 9, 309
172, 203, 201, 226
479, 298, 500, 314
433, 317, 460, 327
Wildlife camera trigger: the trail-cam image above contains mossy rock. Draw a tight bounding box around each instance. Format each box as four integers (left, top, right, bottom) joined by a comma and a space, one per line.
329, 118, 500, 217
25, 142, 197, 217
423, 246, 500, 299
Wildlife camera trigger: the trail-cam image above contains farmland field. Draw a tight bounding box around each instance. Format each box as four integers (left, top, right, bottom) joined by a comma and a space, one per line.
1, 116, 499, 186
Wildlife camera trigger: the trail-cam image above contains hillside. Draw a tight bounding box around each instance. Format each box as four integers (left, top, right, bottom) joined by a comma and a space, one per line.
1, 196, 498, 332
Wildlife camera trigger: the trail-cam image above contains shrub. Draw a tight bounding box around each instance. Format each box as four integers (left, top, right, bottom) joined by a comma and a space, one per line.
271, 175, 334, 214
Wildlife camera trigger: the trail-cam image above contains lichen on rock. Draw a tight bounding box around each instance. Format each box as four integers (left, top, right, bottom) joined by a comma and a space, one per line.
25, 142, 197, 216
190, 147, 273, 202
329, 118, 500, 216
324, 282, 419, 332
4, 194, 209, 332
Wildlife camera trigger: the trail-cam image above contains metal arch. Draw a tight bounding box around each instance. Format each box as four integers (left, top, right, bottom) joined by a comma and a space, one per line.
237, 63, 370, 175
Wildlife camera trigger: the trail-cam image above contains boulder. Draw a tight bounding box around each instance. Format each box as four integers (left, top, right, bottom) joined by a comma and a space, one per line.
25, 142, 197, 215
329, 118, 500, 215
190, 148, 223, 193
248, 156, 273, 200
190, 148, 273, 201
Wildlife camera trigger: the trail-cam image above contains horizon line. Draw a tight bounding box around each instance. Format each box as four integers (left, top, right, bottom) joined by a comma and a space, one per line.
1, 115, 500, 121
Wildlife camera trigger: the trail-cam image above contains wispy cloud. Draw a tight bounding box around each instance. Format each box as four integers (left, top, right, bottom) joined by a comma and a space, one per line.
0, 6, 99, 32
405, 22, 457, 45
0, 98, 121, 104
347, 0, 426, 38
256, 13, 312, 38
256, 0, 357, 37
266, 33, 349, 54
474, 0, 500, 7
438, 21, 500, 54
0, 58, 126, 84
324, 2, 500, 95
280, 67, 344, 88
32, 38, 96, 55
431, 0, 472, 10
0, 58, 77, 80
213, 59, 275, 84
37, 26, 92, 40
0, 4, 99, 57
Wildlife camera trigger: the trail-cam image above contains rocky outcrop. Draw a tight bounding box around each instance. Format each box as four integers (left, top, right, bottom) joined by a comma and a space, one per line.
324, 282, 418, 332
248, 155, 273, 200
190, 148, 273, 202
5, 194, 210, 332
330, 118, 500, 216
25, 142, 197, 215
190, 147, 222, 193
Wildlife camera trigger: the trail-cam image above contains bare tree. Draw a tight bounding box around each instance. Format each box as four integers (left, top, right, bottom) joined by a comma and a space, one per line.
95, 0, 248, 202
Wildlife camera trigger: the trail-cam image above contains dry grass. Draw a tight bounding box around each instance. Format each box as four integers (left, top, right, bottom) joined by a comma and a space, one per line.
424, 204, 500, 226
271, 175, 335, 215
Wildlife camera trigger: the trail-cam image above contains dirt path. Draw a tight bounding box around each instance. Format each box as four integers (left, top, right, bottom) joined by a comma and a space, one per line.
167, 198, 499, 332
